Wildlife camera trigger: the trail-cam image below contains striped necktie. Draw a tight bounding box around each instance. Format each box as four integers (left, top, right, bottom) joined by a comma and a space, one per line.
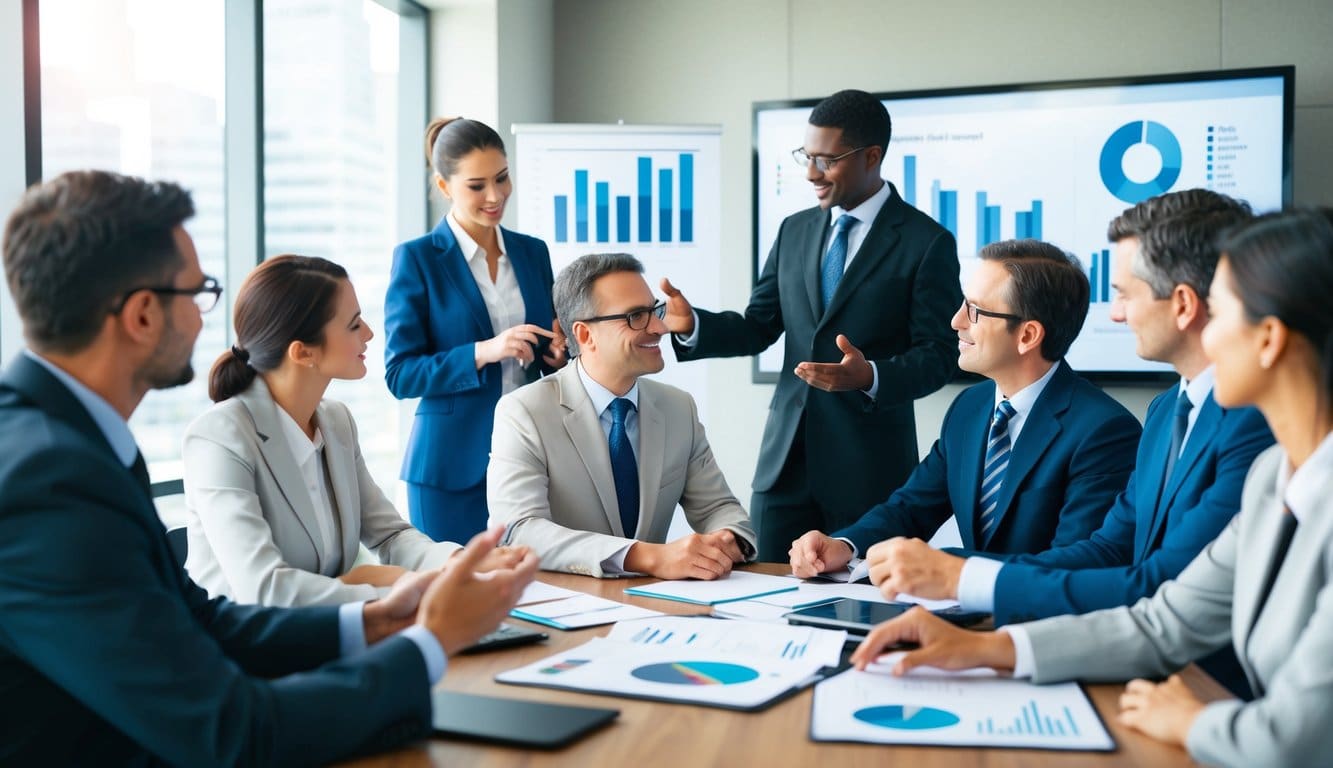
978, 400, 1018, 541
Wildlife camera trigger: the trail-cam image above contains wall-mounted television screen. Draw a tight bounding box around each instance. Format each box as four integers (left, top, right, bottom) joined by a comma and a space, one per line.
752, 66, 1293, 381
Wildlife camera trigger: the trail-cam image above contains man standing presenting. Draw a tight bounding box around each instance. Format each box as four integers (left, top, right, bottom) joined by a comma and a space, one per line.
664, 89, 962, 559
0, 171, 537, 766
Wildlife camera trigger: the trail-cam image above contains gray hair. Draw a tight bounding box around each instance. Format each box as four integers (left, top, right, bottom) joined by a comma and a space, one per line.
554, 253, 644, 356
1107, 189, 1253, 301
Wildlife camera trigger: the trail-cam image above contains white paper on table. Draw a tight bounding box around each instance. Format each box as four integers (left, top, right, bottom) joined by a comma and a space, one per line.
516, 580, 584, 606
498, 636, 828, 709
607, 615, 846, 667
778, 580, 963, 612
868, 652, 999, 678
710, 600, 794, 623
554, 604, 662, 628
624, 570, 798, 605
515, 594, 624, 619
811, 668, 1113, 751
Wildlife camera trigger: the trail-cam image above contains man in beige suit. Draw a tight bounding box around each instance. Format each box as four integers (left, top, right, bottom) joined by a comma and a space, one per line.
488, 253, 756, 578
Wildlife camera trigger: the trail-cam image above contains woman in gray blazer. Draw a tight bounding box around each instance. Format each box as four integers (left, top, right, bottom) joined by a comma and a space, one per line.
849, 209, 1333, 767
183, 255, 519, 606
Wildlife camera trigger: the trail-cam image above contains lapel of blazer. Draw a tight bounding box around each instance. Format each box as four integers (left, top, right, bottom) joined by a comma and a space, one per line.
1144, 395, 1223, 557
509, 234, 549, 385
634, 385, 666, 539
316, 401, 361, 568
236, 379, 328, 568
1234, 464, 1289, 645
430, 215, 495, 338
1133, 391, 1177, 560
557, 366, 625, 536
953, 383, 994, 549
817, 183, 905, 331
984, 362, 1072, 546
801, 209, 831, 323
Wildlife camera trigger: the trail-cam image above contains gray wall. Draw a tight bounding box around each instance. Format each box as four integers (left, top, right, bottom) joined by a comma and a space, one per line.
546, 0, 1333, 502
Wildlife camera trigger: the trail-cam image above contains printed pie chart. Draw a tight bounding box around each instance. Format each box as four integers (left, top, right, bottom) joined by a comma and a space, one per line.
631, 661, 760, 686
854, 705, 961, 730
1099, 120, 1182, 204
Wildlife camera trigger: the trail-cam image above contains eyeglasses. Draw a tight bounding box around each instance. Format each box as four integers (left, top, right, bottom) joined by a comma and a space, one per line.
111, 275, 224, 315
791, 146, 868, 172
578, 300, 666, 331
963, 300, 1022, 324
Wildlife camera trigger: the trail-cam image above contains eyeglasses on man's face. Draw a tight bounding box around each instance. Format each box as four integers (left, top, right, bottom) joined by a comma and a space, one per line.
578, 300, 667, 331
963, 300, 1022, 324
791, 146, 868, 172
111, 275, 224, 315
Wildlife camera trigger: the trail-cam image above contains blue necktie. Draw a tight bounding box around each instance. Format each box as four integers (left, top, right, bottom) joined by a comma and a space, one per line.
1161, 391, 1194, 493
821, 214, 856, 311
607, 398, 639, 537
978, 400, 1017, 541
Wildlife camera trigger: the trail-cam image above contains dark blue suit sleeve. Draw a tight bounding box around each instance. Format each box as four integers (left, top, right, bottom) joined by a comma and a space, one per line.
675, 223, 786, 360
991, 408, 1273, 625
383, 240, 485, 399
1001, 474, 1141, 571
0, 447, 431, 767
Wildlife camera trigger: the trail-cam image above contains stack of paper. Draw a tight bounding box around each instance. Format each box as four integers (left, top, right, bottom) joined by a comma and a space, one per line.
511, 594, 662, 630
810, 662, 1113, 751
497, 617, 848, 710
623, 571, 798, 605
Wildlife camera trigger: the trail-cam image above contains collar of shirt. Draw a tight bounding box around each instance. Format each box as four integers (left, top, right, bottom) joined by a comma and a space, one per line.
575, 358, 640, 415
274, 404, 325, 466
993, 361, 1060, 446
829, 179, 890, 231
447, 207, 507, 262
24, 349, 138, 467
1177, 365, 1216, 441
1276, 430, 1333, 524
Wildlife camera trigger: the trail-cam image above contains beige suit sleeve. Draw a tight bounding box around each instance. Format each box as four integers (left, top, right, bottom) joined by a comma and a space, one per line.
182, 410, 382, 606
677, 394, 756, 558
334, 402, 459, 570
487, 393, 634, 577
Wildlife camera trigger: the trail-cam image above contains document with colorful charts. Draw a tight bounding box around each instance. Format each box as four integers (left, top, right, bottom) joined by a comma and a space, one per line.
810, 654, 1113, 751
496, 616, 848, 710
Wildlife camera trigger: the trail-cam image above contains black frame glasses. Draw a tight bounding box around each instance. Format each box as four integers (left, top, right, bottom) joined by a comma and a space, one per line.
791, 146, 868, 172
577, 300, 666, 331
111, 275, 224, 315
964, 300, 1022, 324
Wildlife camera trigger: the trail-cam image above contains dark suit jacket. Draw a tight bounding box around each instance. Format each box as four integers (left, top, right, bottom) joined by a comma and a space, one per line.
674, 184, 961, 516
833, 361, 1142, 556
993, 390, 1273, 625
0, 355, 430, 767
384, 216, 555, 492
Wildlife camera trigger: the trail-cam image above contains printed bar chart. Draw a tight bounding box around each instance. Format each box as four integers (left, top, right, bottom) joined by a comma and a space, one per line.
1015, 200, 1044, 239
552, 154, 695, 245
977, 701, 1082, 738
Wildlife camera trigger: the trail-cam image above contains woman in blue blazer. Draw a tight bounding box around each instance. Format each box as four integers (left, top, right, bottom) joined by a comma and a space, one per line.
385, 117, 564, 542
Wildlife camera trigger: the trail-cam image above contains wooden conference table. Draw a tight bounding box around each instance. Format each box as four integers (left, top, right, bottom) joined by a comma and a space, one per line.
341, 564, 1231, 768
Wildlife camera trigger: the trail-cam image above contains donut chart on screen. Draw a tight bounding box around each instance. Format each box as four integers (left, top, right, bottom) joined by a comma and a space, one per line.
1099, 120, 1183, 204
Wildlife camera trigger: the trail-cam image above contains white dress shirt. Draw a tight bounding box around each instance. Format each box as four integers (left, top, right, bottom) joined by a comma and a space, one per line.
958, 367, 1216, 613
274, 410, 343, 576
447, 209, 528, 394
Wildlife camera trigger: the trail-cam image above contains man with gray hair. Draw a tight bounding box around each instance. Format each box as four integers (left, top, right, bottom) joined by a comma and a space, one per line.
487, 253, 757, 578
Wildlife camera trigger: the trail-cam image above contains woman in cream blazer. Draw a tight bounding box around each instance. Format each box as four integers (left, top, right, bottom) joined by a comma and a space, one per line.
184, 255, 496, 606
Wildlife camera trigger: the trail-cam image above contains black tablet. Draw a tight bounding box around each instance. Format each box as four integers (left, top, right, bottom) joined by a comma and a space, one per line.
785, 599, 988, 635
431, 691, 618, 749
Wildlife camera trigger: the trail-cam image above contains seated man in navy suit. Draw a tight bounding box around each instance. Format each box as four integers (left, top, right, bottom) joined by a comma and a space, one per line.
849, 189, 1271, 696
790, 239, 1141, 574
0, 170, 538, 766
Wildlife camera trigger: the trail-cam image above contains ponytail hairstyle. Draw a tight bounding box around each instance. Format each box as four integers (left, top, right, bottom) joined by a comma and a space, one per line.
208, 255, 349, 402
425, 116, 506, 180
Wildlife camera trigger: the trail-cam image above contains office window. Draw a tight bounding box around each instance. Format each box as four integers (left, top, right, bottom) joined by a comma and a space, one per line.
264, 0, 406, 501
40, 0, 227, 481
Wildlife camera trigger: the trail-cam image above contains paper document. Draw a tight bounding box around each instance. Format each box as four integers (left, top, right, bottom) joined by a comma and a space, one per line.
624, 571, 798, 605
498, 634, 832, 710
511, 594, 662, 630
798, 567, 963, 611
516, 580, 584, 606
608, 616, 846, 667
710, 601, 793, 623
811, 668, 1113, 751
